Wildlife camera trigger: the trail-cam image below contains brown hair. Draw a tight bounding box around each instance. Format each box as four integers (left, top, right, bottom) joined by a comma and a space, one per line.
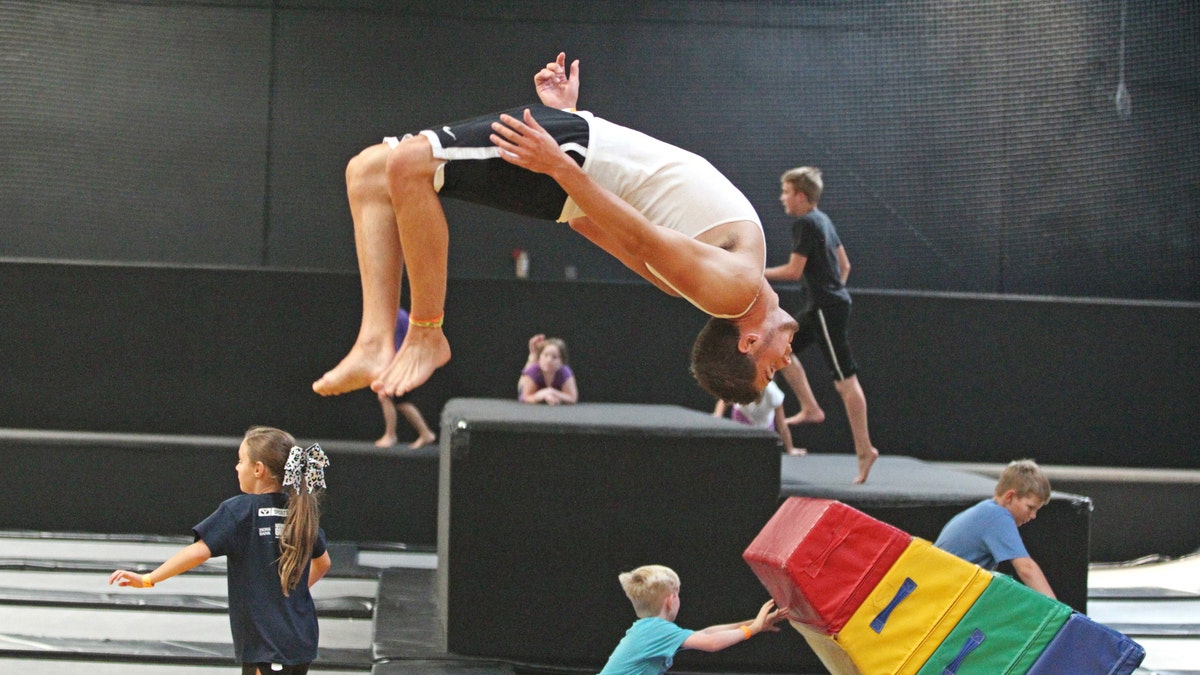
996, 459, 1051, 503
538, 337, 570, 365
691, 317, 759, 405
781, 166, 824, 204
243, 426, 325, 596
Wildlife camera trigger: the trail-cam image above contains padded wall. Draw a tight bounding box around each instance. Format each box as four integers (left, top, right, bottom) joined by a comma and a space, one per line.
0, 430, 437, 545
2, 1, 1197, 300
0, 1, 271, 265
2, 261, 1196, 472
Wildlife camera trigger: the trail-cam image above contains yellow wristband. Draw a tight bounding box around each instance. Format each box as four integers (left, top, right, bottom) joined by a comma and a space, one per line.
408, 313, 444, 329
739, 625, 753, 640
142, 575, 155, 588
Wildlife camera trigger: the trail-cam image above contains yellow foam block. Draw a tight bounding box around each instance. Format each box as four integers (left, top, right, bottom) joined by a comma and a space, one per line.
834, 538, 991, 675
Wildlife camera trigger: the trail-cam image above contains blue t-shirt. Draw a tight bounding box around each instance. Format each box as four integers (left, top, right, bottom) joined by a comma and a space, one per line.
934, 498, 1028, 570
599, 617, 695, 675
194, 492, 328, 665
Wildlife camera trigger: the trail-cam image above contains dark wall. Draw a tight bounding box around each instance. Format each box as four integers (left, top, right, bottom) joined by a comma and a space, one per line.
1, 1, 1197, 301
0, 431, 438, 545
1, 261, 1196, 469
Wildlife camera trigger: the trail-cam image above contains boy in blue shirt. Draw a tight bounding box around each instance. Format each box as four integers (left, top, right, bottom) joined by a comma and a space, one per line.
599, 564, 788, 674
935, 459, 1057, 598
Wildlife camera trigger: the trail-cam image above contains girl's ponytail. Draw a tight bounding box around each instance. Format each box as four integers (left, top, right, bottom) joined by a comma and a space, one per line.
279, 443, 329, 596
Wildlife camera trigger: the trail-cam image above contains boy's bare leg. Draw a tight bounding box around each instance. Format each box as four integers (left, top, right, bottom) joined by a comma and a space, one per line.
374, 391, 399, 447
836, 374, 879, 484
779, 361, 826, 425
397, 402, 437, 449
372, 135, 452, 397
313, 144, 405, 396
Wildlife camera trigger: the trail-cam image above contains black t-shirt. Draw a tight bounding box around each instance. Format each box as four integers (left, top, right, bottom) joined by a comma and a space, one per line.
790, 207, 852, 311
194, 492, 327, 664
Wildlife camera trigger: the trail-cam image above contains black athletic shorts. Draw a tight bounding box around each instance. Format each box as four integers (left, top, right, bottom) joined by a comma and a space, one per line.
791, 301, 858, 381
420, 104, 589, 221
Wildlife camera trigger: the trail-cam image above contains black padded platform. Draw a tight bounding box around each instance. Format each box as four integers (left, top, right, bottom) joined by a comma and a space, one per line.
435, 399, 791, 673
780, 453, 1092, 614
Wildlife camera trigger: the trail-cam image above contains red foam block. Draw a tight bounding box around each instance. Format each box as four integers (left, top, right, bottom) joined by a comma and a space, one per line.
743, 497, 911, 634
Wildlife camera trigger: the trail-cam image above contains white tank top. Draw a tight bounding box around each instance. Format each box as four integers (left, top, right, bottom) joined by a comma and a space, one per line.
557, 112, 762, 238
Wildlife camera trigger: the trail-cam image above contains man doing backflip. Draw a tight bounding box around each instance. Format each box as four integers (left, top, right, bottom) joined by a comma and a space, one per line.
313, 54, 797, 404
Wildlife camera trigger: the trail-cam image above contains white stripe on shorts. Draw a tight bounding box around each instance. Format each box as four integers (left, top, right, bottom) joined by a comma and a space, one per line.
816, 309, 846, 381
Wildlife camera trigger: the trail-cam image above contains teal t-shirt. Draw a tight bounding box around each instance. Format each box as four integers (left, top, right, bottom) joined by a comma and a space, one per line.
599, 617, 695, 675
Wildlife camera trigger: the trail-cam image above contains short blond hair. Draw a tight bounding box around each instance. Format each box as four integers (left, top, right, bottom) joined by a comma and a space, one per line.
781, 166, 824, 204
618, 565, 680, 618
996, 459, 1051, 503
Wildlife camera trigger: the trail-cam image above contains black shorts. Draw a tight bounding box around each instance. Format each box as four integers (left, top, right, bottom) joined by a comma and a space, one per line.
420, 104, 589, 221
791, 301, 858, 381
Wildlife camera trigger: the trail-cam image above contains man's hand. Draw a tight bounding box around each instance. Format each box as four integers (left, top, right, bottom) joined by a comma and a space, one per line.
535, 52, 580, 110
491, 109, 576, 179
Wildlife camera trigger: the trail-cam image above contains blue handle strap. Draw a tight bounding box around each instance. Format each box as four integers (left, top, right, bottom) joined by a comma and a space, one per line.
943, 628, 986, 674
870, 577, 917, 633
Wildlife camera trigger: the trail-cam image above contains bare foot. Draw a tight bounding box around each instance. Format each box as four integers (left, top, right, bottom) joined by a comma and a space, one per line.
372, 328, 451, 397
786, 408, 826, 426
852, 447, 880, 485
408, 433, 437, 450
374, 434, 398, 448
314, 339, 393, 397
786, 447, 808, 456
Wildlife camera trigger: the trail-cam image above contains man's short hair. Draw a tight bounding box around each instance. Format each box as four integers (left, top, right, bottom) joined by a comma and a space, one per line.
781, 166, 824, 204
691, 317, 759, 405
996, 459, 1051, 503
618, 565, 680, 618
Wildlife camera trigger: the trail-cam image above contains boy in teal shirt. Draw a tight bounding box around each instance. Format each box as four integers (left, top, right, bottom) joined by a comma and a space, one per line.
599, 564, 788, 674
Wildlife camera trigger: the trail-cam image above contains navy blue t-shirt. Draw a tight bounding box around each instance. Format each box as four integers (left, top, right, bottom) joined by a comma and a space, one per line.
194, 492, 327, 665
790, 208, 852, 311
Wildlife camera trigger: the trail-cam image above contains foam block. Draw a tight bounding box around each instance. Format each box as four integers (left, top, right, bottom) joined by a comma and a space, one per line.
915, 573, 1072, 675
833, 538, 991, 675
743, 497, 911, 634
1026, 611, 1146, 675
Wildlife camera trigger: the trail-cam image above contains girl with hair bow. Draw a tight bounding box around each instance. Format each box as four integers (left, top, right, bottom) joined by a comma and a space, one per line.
110, 426, 332, 675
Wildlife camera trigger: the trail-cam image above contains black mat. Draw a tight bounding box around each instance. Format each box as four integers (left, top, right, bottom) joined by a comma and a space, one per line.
371, 568, 443, 660
440, 399, 780, 438
0, 634, 371, 669
0, 586, 374, 617
372, 660, 517, 674
780, 454, 998, 504
1091, 587, 1200, 599
0, 536, 385, 580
